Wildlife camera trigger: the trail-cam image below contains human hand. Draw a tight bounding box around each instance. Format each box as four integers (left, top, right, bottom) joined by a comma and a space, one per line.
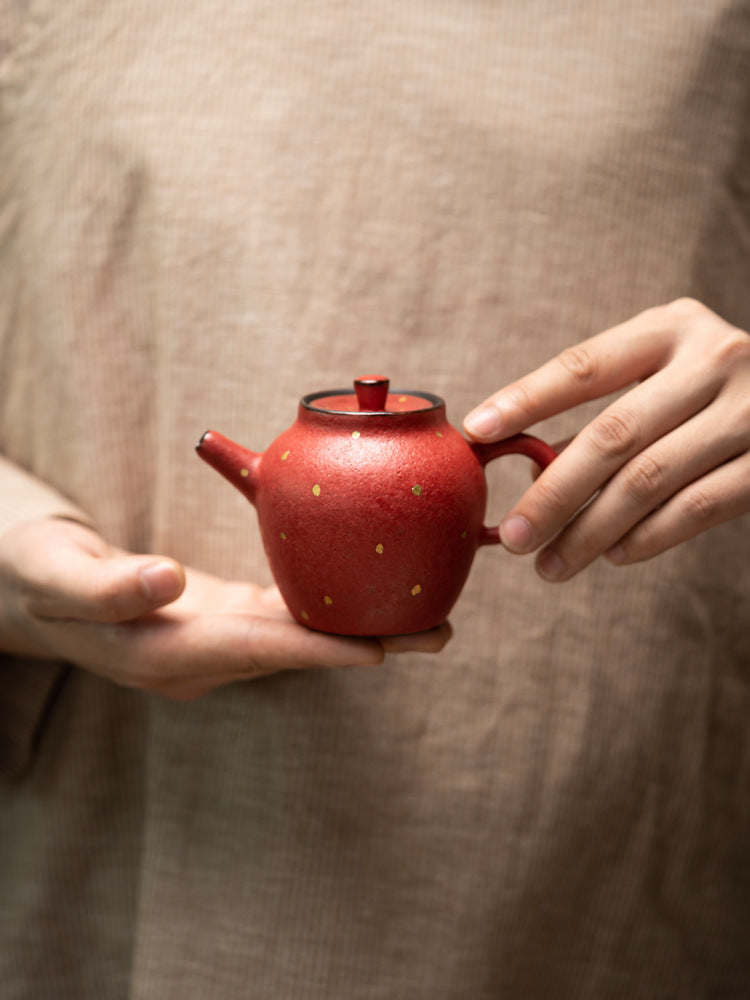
463, 299, 750, 581
0, 517, 451, 699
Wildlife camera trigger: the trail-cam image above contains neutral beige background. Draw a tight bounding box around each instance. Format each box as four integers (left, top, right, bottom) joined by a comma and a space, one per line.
1, 1, 748, 997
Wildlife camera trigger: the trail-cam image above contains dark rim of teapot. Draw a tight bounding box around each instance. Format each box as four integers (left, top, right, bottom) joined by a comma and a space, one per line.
302, 388, 444, 416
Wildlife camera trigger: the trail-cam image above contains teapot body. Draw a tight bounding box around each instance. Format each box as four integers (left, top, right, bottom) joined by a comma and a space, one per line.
197, 376, 556, 636
255, 404, 486, 635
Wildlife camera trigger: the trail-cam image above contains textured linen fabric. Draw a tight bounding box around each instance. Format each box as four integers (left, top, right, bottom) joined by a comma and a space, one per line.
1, 1, 749, 997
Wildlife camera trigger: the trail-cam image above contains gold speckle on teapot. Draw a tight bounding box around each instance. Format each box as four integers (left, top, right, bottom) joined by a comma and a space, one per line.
312, 484, 321, 496
375, 543, 384, 555
411, 484, 423, 496
281, 450, 290, 461
300, 610, 310, 621
351, 431, 361, 439
240, 468, 249, 477
324, 595, 333, 606
411, 584, 422, 596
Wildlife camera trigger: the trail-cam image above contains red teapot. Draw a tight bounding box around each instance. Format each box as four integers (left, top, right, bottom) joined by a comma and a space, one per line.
197, 376, 555, 636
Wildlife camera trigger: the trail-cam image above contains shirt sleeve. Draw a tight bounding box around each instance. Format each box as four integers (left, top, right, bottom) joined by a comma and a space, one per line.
0, 453, 95, 542
0, 454, 94, 779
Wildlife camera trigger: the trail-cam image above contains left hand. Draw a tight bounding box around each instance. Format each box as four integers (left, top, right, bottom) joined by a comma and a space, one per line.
0, 518, 452, 701
463, 298, 750, 581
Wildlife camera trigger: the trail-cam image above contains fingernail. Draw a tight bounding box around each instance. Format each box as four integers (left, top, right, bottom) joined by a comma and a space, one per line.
537, 549, 567, 581
382, 623, 452, 654
346, 642, 385, 667
140, 561, 182, 602
605, 544, 627, 565
464, 405, 502, 440
500, 515, 535, 552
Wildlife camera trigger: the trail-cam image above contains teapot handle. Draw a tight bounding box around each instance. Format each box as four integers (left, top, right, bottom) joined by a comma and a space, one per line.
470, 433, 557, 547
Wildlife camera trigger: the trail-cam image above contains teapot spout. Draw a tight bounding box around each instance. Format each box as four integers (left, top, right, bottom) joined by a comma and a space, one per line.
196, 430, 262, 505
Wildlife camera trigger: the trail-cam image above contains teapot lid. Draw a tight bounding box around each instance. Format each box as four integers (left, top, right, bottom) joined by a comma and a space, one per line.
304, 376, 441, 414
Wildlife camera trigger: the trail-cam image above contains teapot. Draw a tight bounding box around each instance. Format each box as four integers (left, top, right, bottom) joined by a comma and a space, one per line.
197, 376, 556, 636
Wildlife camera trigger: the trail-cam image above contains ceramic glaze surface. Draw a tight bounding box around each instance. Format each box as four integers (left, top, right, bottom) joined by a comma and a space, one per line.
197, 377, 556, 635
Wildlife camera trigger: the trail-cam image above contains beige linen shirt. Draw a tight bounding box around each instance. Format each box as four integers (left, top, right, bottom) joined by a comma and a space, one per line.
1, 1, 749, 997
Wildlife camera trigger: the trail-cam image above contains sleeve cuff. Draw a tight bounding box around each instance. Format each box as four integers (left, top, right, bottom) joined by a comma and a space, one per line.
0, 453, 94, 541
0, 455, 91, 778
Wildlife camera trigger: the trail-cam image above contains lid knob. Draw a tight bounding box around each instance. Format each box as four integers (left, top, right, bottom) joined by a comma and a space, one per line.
354, 375, 389, 411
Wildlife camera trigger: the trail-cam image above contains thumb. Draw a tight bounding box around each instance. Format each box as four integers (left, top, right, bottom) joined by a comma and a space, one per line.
20, 525, 186, 623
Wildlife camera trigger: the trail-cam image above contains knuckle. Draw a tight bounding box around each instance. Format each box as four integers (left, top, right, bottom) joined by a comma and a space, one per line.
242, 619, 267, 677
679, 485, 720, 526
665, 296, 707, 323
711, 327, 750, 368
616, 521, 654, 563
734, 392, 750, 432
620, 453, 665, 505
588, 408, 640, 459
555, 522, 596, 564
15, 576, 40, 615
90, 572, 135, 622
557, 344, 599, 387
532, 471, 570, 513
655, 297, 718, 334
503, 379, 537, 422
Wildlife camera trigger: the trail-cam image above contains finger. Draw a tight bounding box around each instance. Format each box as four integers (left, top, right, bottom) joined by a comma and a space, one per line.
498, 362, 721, 555
165, 614, 385, 676
534, 399, 748, 580
153, 630, 385, 700
38, 610, 385, 692
463, 305, 678, 441
380, 621, 453, 654
551, 437, 574, 454
531, 437, 573, 480
27, 545, 186, 623
605, 450, 750, 566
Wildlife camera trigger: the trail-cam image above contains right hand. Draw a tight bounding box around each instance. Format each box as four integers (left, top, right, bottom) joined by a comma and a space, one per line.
0, 517, 451, 701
